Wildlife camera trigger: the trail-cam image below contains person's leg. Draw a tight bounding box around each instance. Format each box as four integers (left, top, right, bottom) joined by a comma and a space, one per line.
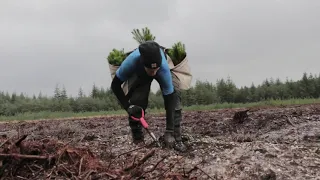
171, 73, 187, 151
127, 80, 152, 144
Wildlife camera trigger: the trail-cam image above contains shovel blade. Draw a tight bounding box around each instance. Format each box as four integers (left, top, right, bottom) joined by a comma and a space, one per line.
148, 130, 161, 147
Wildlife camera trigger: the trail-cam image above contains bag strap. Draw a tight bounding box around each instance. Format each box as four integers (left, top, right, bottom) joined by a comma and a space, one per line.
160, 45, 169, 60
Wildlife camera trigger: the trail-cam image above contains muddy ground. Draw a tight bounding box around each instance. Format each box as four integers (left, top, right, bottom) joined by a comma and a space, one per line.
0, 104, 319, 180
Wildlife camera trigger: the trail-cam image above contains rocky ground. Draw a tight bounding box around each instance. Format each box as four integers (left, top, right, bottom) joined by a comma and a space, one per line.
0, 103, 319, 180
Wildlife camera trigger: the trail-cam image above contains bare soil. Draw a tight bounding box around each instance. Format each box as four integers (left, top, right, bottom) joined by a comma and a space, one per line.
0, 104, 319, 180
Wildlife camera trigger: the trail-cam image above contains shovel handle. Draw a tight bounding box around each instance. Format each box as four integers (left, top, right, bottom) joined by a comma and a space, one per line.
131, 116, 149, 129
130, 109, 148, 129
140, 117, 149, 129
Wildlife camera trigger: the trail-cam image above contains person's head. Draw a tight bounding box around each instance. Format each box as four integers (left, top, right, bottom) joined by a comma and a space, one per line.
139, 41, 162, 76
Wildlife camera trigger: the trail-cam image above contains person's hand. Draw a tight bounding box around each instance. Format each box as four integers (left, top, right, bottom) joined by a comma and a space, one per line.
163, 130, 175, 148
127, 105, 143, 118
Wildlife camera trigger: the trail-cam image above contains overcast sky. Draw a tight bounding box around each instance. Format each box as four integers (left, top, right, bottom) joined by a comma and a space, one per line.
1, 0, 319, 97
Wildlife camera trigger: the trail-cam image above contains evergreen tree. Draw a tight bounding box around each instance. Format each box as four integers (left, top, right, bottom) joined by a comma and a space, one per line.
91, 84, 99, 99
61, 85, 68, 100
78, 88, 84, 98
54, 84, 61, 99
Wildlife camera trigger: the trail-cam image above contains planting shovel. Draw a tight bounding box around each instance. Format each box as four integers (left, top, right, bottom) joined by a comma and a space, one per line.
130, 110, 161, 147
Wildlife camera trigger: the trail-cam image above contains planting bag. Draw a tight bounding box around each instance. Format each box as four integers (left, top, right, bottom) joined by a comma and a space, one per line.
165, 54, 192, 90
108, 63, 130, 95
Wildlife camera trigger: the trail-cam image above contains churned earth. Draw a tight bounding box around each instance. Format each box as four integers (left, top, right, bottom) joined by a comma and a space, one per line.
0, 103, 319, 179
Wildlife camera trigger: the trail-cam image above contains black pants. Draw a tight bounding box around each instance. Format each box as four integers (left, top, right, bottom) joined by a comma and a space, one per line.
126, 75, 152, 140
126, 74, 182, 140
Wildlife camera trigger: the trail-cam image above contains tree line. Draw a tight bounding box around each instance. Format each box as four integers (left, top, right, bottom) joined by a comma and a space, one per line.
0, 72, 319, 116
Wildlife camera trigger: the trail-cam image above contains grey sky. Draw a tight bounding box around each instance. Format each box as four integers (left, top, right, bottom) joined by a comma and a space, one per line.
1, 0, 319, 97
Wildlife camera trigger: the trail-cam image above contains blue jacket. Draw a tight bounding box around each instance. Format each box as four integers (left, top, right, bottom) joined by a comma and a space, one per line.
116, 48, 174, 95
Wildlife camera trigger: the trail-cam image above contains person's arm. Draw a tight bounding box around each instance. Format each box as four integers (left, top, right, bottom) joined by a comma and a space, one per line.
111, 49, 140, 110
111, 75, 130, 110
155, 50, 176, 132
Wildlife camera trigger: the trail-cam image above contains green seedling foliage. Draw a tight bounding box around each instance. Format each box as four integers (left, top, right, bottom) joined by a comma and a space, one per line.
131, 27, 156, 44
107, 48, 127, 66
167, 41, 186, 66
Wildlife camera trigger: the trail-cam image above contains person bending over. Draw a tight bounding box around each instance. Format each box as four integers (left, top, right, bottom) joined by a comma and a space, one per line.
111, 41, 186, 152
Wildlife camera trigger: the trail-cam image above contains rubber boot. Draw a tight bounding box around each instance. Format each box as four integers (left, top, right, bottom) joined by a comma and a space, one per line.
173, 110, 187, 152
128, 117, 144, 145
164, 130, 175, 148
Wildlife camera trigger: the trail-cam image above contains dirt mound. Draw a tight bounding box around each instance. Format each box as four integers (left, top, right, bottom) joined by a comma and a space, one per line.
0, 103, 319, 179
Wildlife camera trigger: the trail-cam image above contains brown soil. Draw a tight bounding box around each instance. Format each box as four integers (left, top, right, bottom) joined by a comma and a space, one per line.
0, 104, 319, 179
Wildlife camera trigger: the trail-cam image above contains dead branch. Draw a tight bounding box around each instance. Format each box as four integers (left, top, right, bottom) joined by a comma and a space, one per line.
284, 115, 295, 126
0, 139, 9, 148
16, 175, 28, 180
156, 156, 185, 179
166, 173, 184, 180
78, 157, 83, 176
182, 159, 207, 178
84, 170, 95, 180
91, 172, 118, 180
123, 149, 155, 172
107, 145, 148, 170
0, 153, 52, 160
144, 154, 168, 173
15, 134, 28, 147
196, 166, 215, 180
186, 166, 198, 175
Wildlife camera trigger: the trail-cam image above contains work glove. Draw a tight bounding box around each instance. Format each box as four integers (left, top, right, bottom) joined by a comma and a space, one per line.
127, 105, 143, 118
163, 130, 175, 148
